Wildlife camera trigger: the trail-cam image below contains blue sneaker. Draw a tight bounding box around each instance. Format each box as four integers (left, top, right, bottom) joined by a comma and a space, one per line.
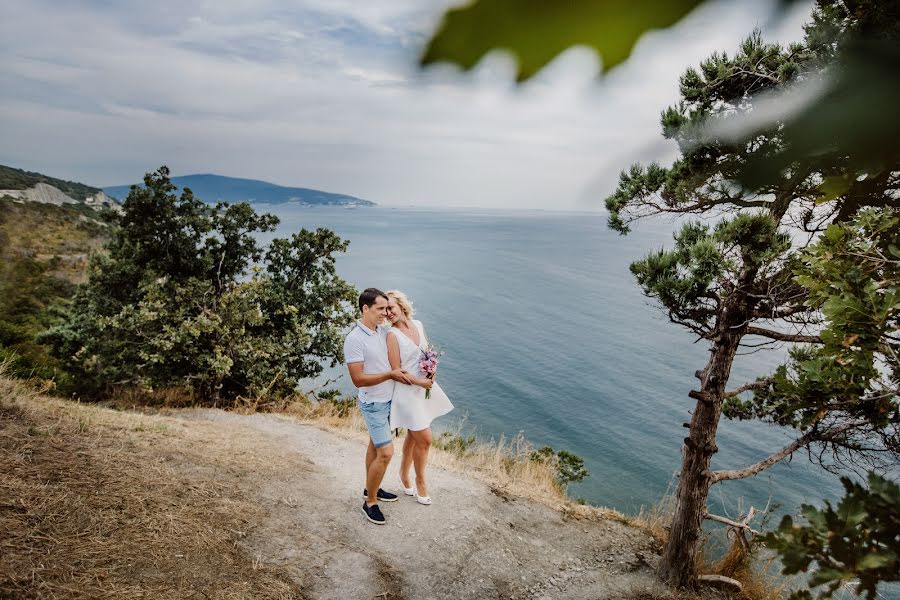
362, 488, 398, 502
362, 502, 386, 525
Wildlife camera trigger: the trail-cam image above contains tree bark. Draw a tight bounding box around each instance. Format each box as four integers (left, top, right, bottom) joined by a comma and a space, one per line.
657, 284, 753, 588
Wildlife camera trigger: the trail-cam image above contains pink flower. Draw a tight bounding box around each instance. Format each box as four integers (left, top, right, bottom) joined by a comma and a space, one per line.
419, 347, 442, 399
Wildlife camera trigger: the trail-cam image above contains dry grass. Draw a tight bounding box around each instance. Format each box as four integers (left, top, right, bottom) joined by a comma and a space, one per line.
618, 475, 795, 600
0, 375, 306, 599
705, 539, 795, 600
103, 385, 200, 410
629, 477, 679, 547
280, 395, 625, 522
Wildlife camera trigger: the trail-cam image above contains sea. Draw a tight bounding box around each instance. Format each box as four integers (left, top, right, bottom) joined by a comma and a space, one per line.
257, 204, 848, 524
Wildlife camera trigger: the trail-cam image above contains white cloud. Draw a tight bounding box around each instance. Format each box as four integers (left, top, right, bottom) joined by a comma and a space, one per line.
0, 0, 813, 209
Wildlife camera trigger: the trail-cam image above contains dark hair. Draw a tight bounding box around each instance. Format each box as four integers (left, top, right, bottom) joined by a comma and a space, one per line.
358, 287, 388, 312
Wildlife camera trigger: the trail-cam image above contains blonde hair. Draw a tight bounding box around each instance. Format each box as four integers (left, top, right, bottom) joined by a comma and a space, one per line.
386, 289, 414, 319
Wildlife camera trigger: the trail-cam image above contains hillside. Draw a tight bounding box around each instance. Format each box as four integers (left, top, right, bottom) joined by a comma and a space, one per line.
104, 173, 377, 207
0, 164, 103, 203
0, 375, 678, 600
0, 165, 118, 382
0, 197, 111, 382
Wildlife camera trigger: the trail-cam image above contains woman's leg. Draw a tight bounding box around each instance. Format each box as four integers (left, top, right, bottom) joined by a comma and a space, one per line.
399, 431, 415, 488
409, 427, 433, 497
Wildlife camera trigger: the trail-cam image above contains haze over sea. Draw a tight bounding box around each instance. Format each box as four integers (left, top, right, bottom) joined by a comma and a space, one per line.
259, 204, 845, 519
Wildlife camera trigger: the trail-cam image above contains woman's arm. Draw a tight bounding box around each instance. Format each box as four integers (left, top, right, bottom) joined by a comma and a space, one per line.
387, 332, 401, 370
389, 331, 433, 389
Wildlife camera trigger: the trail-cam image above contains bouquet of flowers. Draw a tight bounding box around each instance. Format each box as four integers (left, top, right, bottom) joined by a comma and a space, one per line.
418, 348, 440, 399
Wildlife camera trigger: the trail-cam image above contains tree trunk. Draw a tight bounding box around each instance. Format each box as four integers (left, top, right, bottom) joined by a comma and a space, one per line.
658, 290, 751, 588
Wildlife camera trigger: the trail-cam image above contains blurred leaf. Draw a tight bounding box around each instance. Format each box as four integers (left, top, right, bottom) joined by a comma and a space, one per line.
421, 0, 805, 82
858, 553, 896, 571
421, 0, 703, 81
816, 175, 852, 204
738, 41, 900, 187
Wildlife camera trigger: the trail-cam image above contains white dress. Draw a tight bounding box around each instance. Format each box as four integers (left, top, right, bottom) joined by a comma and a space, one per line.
389, 319, 454, 431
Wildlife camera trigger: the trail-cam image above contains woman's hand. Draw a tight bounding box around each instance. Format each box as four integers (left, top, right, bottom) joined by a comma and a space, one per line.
417, 377, 434, 389
390, 368, 413, 385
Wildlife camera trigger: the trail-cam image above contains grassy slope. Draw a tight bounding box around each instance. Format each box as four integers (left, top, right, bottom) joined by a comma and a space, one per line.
0, 199, 109, 379
0, 375, 304, 599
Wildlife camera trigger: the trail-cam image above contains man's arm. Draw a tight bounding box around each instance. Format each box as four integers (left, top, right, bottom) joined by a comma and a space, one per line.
347, 362, 412, 387
387, 331, 431, 388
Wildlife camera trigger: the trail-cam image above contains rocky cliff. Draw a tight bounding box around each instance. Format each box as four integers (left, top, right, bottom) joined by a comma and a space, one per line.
0, 182, 122, 213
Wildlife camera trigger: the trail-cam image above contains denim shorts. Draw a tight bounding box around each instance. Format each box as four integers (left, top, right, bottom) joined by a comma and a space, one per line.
358, 399, 392, 448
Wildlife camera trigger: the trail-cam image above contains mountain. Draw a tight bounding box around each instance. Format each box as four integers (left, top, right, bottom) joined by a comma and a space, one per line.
103, 174, 377, 207
0, 164, 120, 212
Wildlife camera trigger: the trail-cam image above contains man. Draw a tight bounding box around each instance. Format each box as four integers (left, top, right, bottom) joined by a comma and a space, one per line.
343, 287, 412, 525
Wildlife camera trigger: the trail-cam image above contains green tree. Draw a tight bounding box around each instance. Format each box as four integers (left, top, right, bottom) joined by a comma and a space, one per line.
422, 0, 899, 591
604, 9, 899, 585
43, 166, 357, 403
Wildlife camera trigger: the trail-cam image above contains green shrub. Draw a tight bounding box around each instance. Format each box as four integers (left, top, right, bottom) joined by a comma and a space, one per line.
530, 445, 589, 488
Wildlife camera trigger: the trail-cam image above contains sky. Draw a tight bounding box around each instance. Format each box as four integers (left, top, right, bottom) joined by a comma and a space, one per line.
0, 0, 814, 210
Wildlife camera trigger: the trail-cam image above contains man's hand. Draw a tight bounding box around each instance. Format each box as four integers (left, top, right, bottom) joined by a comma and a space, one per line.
390, 369, 413, 385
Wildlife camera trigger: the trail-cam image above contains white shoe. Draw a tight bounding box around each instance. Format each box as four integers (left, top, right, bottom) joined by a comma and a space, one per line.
415, 491, 432, 505
398, 474, 416, 496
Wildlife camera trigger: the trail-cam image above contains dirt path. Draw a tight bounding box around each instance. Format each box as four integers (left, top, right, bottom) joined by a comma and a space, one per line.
2, 384, 677, 599
179, 410, 669, 600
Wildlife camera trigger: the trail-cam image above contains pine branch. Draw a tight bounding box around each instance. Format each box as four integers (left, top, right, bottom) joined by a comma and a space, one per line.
724, 379, 771, 398
710, 422, 860, 483
703, 508, 761, 535
745, 325, 822, 344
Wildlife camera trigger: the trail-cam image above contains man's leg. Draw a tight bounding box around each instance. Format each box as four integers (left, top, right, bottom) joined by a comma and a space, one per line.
360, 400, 394, 507
366, 442, 393, 505
366, 438, 376, 473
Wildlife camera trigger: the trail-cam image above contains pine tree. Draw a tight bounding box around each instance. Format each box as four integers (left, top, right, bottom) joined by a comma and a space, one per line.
604, 4, 899, 587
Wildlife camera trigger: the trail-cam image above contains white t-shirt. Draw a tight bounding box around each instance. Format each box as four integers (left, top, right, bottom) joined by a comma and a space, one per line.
343, 321, 394, 403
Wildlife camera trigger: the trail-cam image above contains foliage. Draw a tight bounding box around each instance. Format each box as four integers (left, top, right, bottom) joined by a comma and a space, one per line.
601, 5, 899, 587
530, 446, 589, 488
422, 0, 703, 81
724, 208, 900, 458
433, 432, 477, 455
42, 166, 357, 403
630, 212, 792, 336
422, 1, 898, 193
0, 164, 103, 202
763, 472, 900, 600
601, 4, 899, 462
734, 1, 900, 187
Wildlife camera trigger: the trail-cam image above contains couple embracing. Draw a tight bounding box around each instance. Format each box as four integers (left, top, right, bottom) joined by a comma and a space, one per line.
343, 288, 454, 525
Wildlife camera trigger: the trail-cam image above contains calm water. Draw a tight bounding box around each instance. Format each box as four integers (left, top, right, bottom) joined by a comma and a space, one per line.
259, 205, 845, 519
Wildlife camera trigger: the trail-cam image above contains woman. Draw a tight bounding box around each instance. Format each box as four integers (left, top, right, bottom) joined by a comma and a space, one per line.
385, 290, 453, 505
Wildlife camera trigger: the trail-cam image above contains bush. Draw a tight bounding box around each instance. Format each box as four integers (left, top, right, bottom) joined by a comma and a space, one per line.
43, 166, 357, 404
530, 445, 589, 488
434, 432, 477, 455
